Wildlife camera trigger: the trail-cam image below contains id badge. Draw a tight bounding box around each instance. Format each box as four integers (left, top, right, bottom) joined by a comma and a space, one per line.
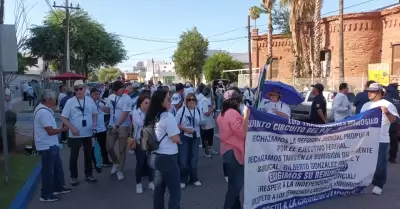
82, 120, 87, 127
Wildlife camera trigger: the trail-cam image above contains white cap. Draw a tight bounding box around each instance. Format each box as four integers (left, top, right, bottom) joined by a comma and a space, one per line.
73, 80, 85, 87
171, 93, 182, 105
186, 82, 190, 87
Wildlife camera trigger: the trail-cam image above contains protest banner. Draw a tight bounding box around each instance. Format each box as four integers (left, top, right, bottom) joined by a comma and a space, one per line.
244, 106, 382, 209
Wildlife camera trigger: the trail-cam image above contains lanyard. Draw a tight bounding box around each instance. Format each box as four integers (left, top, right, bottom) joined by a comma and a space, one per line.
188, 108, 196, 128
76, 97, 85, 116
113, 95, 122, 114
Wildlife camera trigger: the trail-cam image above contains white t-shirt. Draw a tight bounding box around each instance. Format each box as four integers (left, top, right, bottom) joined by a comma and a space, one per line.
132, 108, 146, 143
333, 92, 352, 121
106, 93, 132, 127
200, 97, 215, 130
34, 104, 59, 151
94, 99, 107, 132
258, 99, 291, 117
58, 92, 67, 109
243, 88, 254, 101
61, 96, 98, 138
153, 112, 180, 155
360, 99, 399, 143
175, 106, 202, 138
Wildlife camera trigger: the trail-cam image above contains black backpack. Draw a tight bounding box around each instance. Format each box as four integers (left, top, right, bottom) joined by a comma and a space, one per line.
140, 118, 167, 151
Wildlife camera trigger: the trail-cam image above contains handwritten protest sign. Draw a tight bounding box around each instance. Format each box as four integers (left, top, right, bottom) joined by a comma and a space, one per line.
244, 106, 382, 209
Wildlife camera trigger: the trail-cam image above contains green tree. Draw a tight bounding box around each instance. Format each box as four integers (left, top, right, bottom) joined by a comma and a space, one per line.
203, 52, 244, 82
98, 67, 123, 82
272, 6, 290, 35
25, 10, 127, 75
173, 27, 208, 83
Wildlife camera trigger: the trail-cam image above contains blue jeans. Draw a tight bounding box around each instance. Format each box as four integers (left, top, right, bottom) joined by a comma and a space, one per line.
372, 142, 389, 189
135, 145, 153, 184
178, 135, 200, 183
222, 150, 243, 209
149, 153, 181, 209
217, 95, 223, 110
39, 145, 65, 198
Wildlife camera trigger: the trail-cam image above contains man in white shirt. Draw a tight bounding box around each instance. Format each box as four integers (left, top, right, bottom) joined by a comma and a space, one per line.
61, 80, 98, 185
333, 83, 352, 121
34, 89, 71, 202
22, 81, 28, 101
360, 82, 399, 195
243, 85, 254, 106
58, 85, 67, 110
104, 81, 132, 180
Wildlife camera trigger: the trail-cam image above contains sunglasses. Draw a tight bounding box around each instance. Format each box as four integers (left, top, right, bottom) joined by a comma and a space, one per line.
74, 87, 84, 91
187, 98, 196, 102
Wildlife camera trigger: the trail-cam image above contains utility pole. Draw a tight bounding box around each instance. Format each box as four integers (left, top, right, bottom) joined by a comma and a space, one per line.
0, 0, 9, 185
247, 13, 253, 87
54, 0, 80, 73
339, 0, 344, 83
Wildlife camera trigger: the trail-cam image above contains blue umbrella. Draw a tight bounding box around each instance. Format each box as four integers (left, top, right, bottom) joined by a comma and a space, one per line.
262, 81, 303, 105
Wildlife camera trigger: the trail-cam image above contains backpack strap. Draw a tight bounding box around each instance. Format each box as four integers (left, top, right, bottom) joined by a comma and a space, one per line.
159, 133, 168, 143
281, 103, 283, 109
179, 106, 186, 124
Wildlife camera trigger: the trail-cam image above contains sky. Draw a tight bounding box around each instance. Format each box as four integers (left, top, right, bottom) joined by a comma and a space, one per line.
5, 0, 398, 72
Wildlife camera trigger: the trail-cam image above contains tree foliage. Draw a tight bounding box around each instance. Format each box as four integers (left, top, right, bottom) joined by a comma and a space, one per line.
203, 52, 244, 82
98, 67, 123, 82
173, 27, 208, 83
272, 6, 290, 35
25, 10, 127, 74
249, 6, 261, 27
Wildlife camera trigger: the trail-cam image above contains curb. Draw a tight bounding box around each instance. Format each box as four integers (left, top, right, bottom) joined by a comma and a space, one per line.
8, 161, 42, 209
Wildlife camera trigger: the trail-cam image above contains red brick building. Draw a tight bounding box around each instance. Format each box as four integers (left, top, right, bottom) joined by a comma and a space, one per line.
252, 4, 400, 90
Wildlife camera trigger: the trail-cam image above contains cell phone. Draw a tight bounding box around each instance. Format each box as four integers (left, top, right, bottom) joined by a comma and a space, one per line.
82, 120, 87, 127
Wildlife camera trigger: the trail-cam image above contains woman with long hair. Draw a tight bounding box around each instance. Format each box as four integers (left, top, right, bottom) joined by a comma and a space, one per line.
175, 93, 202, 188
216, 90, 250, 209
145, 90, 181, 209
132, 93, 153, 194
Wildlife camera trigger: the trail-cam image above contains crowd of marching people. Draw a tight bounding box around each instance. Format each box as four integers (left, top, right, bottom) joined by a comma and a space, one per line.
32, 76, 400, 208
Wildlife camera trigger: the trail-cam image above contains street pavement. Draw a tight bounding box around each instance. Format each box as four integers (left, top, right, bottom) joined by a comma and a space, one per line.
21, 111, 400, 209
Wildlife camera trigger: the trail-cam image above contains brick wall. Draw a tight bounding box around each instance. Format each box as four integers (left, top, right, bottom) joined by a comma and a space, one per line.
252, 5, 400, 88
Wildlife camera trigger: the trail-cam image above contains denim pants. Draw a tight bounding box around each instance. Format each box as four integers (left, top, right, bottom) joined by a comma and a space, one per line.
135, 144, 153, 184
389, 132, 398, 161
40, 145, 65, 198
372, 142, 389, 189
178, 135, 200, 183
222, 150, 244, 209
149, 153, 181, 209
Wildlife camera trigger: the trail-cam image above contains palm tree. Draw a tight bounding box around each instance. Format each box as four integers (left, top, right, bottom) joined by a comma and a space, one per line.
313, 0, 323, 78
249, 6, 261, 28
280, 0, 315, 77
261, 0, 275, 79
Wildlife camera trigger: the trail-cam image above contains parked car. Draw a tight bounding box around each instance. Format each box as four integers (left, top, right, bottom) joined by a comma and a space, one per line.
289, 91, 356, 122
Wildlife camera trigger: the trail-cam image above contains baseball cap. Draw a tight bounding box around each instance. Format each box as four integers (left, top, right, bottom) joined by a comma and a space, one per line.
311, 83, 324, 92
171, 93, 182, 105
366, 83, 384, 91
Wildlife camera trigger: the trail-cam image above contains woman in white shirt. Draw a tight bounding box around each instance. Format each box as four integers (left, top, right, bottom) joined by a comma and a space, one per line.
146, 90, 181, 209
132, 93, 153, 194
175, 93, 202, 189
258, 90, 291, 118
